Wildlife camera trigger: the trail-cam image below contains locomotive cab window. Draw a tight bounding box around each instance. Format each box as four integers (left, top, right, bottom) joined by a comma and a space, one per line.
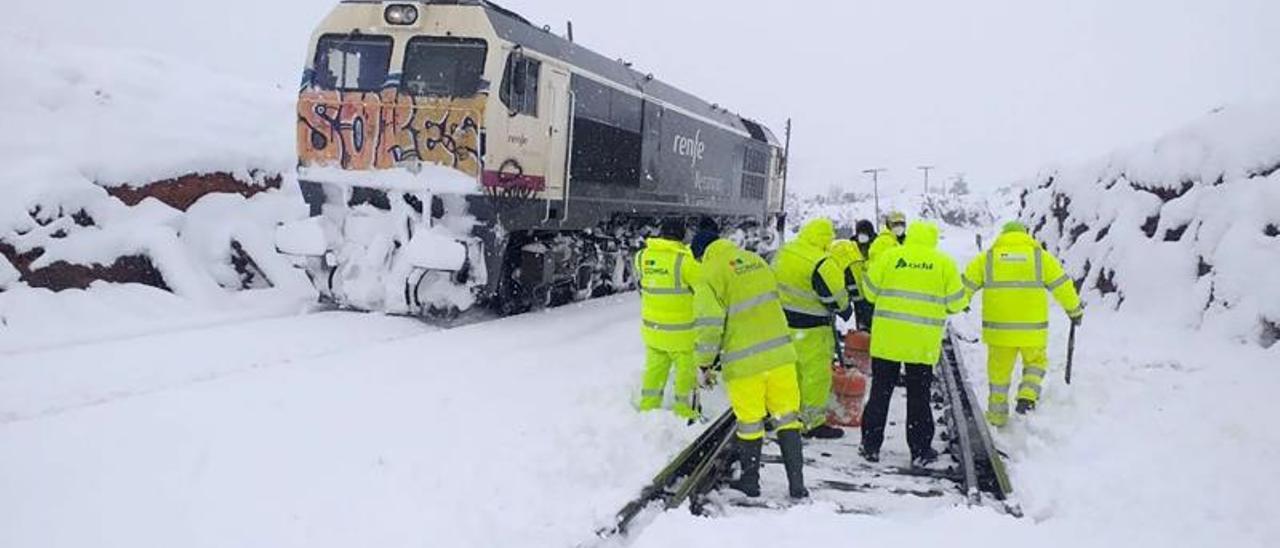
312, 34, 394, 91
402, 37, 488, 97
501, 51, 541, 116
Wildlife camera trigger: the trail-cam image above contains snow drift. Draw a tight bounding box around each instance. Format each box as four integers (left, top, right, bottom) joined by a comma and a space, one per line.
1020, 100, 1280, 347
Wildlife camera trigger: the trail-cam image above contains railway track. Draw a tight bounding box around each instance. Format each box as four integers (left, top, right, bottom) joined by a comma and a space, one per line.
593, 328, 1020, 543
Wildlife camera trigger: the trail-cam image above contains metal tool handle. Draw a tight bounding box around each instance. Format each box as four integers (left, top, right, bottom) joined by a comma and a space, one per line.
1066, 322, 1077, 385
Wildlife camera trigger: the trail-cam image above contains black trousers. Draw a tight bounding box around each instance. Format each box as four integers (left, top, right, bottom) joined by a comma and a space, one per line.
861, 357, 935, 458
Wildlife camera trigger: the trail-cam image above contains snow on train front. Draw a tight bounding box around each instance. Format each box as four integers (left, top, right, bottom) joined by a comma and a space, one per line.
276, 1, 508, 318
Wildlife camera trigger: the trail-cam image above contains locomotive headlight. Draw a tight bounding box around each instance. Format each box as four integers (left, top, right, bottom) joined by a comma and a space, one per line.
384, 4, 419, 25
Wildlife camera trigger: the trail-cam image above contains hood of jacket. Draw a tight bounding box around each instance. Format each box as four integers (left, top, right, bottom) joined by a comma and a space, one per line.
701, 238, 738, 263
798, 218, 836, 250
904, 221, 940, 249
829, 239, 864, 268
994, 230, 1037, 249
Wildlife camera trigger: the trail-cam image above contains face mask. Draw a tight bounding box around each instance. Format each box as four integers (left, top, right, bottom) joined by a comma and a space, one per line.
856, 234, 871, 244
891, 225, 906, 237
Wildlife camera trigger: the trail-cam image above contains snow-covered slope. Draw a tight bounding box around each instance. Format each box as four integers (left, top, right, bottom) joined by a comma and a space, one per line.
0, 33, 315, 346
1021, 100, 1280, 347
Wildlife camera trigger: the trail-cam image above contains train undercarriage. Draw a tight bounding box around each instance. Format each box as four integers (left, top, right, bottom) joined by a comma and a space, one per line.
276, 182, 781, 320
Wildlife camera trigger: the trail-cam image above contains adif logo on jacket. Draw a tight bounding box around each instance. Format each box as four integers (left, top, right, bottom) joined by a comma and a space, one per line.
895, 258, 935, 270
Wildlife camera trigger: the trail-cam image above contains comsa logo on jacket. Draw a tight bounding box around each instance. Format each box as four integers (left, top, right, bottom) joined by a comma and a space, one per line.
643, 259, 671, 276
894, 258, 935, 271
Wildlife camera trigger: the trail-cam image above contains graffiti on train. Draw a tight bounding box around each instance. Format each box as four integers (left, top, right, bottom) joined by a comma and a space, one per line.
297, 90, 485, 176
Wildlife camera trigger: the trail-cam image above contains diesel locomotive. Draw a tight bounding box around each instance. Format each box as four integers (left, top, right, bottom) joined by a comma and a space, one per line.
278, 0, 789, 316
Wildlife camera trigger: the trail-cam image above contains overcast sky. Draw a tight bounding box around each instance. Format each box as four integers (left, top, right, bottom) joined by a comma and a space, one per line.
10, 0, 1280, 195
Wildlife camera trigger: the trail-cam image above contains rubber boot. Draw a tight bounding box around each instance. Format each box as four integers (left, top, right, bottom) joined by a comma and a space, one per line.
778, 429, 809, 499
729, 438, 762, 498
1016, 398, 1037, 415
911, 447, 939, 468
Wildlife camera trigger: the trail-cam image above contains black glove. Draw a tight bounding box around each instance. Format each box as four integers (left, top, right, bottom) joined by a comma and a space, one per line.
1071, 314, 1083, 327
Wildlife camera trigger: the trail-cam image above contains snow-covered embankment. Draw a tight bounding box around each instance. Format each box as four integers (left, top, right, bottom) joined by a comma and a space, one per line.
0, 35, 315, 349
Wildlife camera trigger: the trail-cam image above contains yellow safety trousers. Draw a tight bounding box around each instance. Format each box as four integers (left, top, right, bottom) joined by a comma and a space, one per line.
640, 347, 698, 420
986, 345, 1049, 426
792, 327, 835, 430
726, 362, 803, 440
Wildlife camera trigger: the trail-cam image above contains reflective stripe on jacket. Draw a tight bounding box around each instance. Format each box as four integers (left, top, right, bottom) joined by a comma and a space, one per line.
773, 219, 850, 329
693, 239, 799, 381
636, 238, 701, 351
962, 231, 1083, 347
864, 221, 967, 365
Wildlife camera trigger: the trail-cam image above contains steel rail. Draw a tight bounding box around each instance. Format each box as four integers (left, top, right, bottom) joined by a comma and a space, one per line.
937, 332, 981, 504
595, 409, 736, 540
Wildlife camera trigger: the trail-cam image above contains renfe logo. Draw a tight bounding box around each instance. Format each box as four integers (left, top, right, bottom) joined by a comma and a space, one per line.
673, 130, 706, 168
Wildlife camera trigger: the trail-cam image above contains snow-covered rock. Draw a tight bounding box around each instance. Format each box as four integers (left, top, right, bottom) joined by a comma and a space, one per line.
1020, 99, 1280, 347
0, 32, 315, 341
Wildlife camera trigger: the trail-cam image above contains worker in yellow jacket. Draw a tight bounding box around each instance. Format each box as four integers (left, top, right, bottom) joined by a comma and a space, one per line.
635, 219, 700, 420
690, 228, 808, 499
867, 211, 908, 267
773, 218, 850, 438
830, 239, 871, 331
963, 222, 1084, 426
860, 221, 968, 466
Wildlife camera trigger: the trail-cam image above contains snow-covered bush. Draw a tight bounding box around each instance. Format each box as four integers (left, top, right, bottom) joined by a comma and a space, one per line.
1021, 100, 1280, 347
787, 189, 999, 235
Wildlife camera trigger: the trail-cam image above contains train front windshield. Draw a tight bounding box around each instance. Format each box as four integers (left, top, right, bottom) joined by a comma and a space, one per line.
402, 37, 488, 98
313, 34, 394, 91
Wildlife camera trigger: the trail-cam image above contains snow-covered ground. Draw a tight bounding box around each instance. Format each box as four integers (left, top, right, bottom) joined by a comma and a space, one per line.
638, 303, 1280, 548
0, 298, 703, 548
634, 214, 1280, 547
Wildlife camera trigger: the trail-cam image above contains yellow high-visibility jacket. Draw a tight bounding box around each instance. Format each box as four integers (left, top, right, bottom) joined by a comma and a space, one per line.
693, 239, 798, 381
635, 237, 701, 351
962, 231, 1083, 348
829, 240, 868, 305
864, 221, 968, 365
868, 229, 901, 268
773, 219, 850, 329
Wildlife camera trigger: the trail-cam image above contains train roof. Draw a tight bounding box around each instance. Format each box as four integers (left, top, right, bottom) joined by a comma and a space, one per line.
339, 0, 779, 146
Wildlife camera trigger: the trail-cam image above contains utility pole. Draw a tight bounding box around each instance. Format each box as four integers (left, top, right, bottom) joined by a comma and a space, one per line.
862, 168, 887, 223
917, 165, 935, 195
